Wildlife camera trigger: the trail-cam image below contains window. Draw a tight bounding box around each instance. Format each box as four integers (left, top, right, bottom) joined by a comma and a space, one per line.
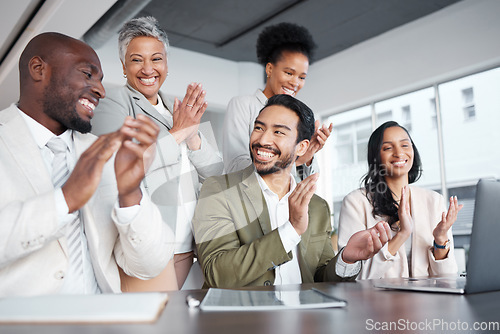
376, 110, 392, 125
438, 68, 500, 246
332, 116, 372, 165
462, 87, 476, 120
318, 67, 500, 247
334, 124, 354, 165
322, 106, 371, 229
429, 98, 437, 128
401, 105, 412, 132
355, 119, 371, 163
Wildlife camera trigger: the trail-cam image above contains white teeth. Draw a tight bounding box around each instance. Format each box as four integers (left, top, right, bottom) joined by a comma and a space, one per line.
282, 87, 296, 96
392, 161, 406, 167
140, 77, 156, 84
257, 149, 275, 158
79, 98, 95, 111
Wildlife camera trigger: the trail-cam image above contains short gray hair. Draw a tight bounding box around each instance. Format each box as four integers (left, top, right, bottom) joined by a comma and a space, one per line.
118, 16, 169, 63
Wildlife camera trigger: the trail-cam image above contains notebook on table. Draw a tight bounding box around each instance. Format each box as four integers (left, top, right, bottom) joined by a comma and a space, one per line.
0, 292, 168, 324
374, 178, 500, 294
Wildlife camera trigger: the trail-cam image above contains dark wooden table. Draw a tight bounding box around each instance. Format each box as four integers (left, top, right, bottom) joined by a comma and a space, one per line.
2, 280, 500, 333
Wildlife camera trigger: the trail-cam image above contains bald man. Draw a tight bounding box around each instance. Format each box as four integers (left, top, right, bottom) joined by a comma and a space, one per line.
0, 32, 174, 296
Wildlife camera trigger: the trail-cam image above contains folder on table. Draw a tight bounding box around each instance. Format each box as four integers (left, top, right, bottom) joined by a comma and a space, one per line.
0, 292, 168, 324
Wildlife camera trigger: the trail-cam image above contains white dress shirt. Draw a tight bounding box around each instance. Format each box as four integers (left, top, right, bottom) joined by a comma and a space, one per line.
256, 173, 302, 285
19, 109, 141, 294
153, 95, 196, 253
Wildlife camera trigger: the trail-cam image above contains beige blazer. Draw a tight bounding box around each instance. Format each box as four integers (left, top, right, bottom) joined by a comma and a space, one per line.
0, 105, 173, 296
338, 187, 457, 279
193, 165, 355, 288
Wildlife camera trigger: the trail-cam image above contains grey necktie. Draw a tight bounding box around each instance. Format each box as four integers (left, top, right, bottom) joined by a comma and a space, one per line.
46, 137, 84, 285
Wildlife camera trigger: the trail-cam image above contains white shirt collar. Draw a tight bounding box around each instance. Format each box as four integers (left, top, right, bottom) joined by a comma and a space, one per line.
152, 93, 173, 118
255, 89, 268, 106
17, 107, 74, 151
255, 171, 297, 198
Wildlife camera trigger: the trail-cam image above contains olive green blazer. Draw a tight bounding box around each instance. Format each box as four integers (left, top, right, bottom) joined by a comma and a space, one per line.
193, 165, 355, 288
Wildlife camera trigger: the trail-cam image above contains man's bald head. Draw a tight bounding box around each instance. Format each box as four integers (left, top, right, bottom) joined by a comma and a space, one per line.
19, 32, 91, 85
17, 32, 105, 135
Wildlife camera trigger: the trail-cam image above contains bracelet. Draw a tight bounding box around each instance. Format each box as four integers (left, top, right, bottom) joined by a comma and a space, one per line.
433, 239, 450, 249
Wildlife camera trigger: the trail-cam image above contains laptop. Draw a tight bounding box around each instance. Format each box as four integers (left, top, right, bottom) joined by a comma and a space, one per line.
374, 178, 500, 294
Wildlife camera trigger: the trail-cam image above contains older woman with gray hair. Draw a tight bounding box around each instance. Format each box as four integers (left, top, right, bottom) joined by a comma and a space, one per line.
92, 16, 223, 291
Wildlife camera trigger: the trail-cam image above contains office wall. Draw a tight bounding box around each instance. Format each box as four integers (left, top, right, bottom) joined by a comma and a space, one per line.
298, 0, 500, 117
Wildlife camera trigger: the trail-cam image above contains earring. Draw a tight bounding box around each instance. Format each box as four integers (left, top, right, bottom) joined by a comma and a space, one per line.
123, 74, 127, 78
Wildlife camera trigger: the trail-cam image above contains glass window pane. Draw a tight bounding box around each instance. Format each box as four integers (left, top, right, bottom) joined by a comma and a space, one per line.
401, 105, 412, 131
429, 98, 438, 128
337, 144, 354, 165
376, 110, 392, 125
355, 119, 371, 163
321, 106, 372, 230
356, 142, 367, 163
438, 67, 500, 246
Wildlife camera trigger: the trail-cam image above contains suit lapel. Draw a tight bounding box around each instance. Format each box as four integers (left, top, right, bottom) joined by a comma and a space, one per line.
297, 205, 313, 282
299, 216, 312, 255
0, 106, 68, 256
0, 106, 53, 194
240, 167, 272, 235
127, 85, 171, 129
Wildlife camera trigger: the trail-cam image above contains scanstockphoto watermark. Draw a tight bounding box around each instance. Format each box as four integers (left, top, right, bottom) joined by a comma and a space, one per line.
366, 318, 500, 332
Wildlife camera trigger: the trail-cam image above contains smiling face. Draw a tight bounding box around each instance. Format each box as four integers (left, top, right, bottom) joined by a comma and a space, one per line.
250, 105, 308, 176
122, 36, 168, 105
262, 51, 309, 99
42, 40, 105, 134
379, 126, 414, 180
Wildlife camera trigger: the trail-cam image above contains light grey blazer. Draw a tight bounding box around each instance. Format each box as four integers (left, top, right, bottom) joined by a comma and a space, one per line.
0, 105, 172, 296
91, 84, 224, 235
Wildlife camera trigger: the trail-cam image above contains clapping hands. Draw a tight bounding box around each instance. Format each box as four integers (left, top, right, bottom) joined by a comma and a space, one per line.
296, 121, 333, 167
433, 196, 463, 245
342, 221, 392, 264
170, 82, 207, 150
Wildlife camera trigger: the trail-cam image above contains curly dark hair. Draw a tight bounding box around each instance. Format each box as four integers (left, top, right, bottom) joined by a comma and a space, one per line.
362, 121, 423, 229
256, 22, 316, 65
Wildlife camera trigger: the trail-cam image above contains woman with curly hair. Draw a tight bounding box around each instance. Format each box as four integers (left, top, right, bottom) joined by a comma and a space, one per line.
338, 121, 462, 279
222, 22, 332, 179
